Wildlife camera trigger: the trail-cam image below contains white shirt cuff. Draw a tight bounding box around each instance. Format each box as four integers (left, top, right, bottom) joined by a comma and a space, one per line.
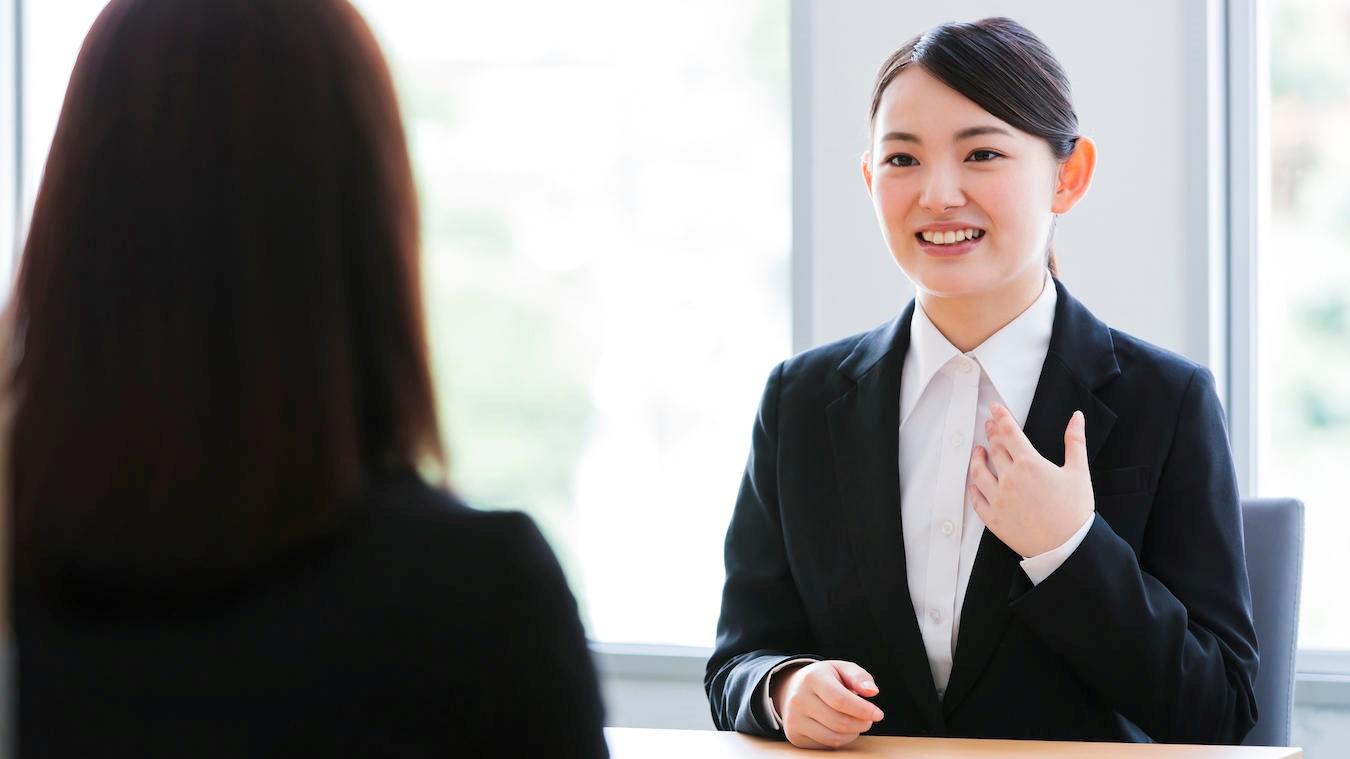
1019, 514, 1094, 585
761, 657, 816, 730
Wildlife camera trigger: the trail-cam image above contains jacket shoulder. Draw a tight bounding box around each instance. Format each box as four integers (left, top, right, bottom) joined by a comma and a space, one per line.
362, 473, 548, 569
774, 326, 881, 393
1107, 328, 1212, 388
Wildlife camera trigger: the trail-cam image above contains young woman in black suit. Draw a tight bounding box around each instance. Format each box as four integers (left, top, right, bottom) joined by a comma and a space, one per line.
707, 17, 1258, 749
10, 1, 607, 756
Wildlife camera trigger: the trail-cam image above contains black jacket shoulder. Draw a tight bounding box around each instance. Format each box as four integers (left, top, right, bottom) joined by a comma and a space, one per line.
17, 472, 609, 758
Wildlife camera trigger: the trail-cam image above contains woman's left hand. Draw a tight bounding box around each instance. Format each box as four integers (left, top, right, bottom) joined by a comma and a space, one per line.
968, 403, 1094, 558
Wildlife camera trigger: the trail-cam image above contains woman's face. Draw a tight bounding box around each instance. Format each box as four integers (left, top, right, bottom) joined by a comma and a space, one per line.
863, 66, 1077, 301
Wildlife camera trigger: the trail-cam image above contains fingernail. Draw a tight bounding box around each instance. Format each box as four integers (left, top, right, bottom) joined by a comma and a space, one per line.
861, 680, 876, 691
874, 709, 885, 721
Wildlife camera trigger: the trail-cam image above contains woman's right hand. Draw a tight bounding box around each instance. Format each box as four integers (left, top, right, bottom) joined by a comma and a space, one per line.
770, 660, 885, 749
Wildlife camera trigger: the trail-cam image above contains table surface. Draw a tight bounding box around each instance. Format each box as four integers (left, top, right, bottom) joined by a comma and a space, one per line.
604, 728, 1303, 758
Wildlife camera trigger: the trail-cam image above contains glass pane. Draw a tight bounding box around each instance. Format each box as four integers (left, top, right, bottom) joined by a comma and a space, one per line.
353, 1, 791, 646
20, 0, 111, 220
1262, 0, 1350, 650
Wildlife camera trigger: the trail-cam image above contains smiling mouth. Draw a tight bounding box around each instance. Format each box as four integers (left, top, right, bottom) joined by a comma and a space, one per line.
915, 229, 986, 246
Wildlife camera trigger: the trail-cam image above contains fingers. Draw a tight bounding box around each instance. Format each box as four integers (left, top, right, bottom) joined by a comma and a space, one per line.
986, 403, 1036, 461
784, 732, 828, 750
832, 660, 879, 697
969, 482, 992, 515
782, 662, 881, 749
817, 675, 884, 722
1063, 409, 1089, 470
988, 440, 1013, 475
802, 693, 875, 734
786, 718, 856, 750
799, 715, 862, 749
969, 447, 999, 501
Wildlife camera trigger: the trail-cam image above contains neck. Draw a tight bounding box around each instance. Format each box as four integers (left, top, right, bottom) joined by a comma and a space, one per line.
918, 268, 1048, 353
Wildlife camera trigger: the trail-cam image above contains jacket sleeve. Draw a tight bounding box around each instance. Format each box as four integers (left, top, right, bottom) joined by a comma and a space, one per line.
704, 362, 822, 736
490, 513, 610, 758
1009, 367, 1259, 744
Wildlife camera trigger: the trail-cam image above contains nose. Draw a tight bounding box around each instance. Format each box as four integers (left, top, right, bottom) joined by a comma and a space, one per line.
918, 164, 966, 214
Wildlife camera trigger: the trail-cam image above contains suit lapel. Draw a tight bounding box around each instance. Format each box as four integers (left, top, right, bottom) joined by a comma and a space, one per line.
826, 301, 945, 732
941, 278, 1121, 717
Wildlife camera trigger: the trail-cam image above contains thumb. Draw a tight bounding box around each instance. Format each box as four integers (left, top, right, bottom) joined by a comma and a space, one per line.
1063, 410, 1088, 470
832, 660, 878, 696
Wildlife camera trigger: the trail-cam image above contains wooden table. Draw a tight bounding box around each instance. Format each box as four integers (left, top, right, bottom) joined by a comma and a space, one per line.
604, 728, 1303, 758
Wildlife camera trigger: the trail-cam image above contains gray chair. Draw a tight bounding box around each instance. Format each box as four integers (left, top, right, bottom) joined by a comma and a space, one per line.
1240, 498, 1305, 747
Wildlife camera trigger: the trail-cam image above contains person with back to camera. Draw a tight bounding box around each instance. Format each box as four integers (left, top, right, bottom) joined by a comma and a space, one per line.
706, 17, 1258, 749
11, 0, 608, 756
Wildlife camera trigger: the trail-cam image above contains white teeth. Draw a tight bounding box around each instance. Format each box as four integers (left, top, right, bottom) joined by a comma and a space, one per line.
920, 228, 983, 244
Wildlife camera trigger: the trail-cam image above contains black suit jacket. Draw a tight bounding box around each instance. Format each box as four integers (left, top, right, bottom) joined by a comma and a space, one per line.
17, 472, 609, 758
706, 277, 1258, 744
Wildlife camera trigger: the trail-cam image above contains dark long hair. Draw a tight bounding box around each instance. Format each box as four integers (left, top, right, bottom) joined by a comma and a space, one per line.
869, 17, 1079, 275
11, 0, 443, 590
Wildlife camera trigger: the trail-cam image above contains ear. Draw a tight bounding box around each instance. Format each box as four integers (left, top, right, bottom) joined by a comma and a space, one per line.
1050, 135, 1096, 214
861, 150, 875, 197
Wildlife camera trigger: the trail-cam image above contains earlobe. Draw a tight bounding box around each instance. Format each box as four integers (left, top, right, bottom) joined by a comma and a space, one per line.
1051, 135, 1097, 214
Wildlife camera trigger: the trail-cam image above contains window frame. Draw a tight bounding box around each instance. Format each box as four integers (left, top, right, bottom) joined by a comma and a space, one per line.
1, 0, 19, 274
1228, 0, 1350, 688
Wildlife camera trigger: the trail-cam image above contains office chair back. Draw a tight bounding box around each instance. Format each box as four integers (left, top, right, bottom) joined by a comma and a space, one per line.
1240, 497, 1305, 747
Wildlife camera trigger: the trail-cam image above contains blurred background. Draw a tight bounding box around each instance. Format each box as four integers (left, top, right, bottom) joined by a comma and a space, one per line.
2, 0, 1347, 754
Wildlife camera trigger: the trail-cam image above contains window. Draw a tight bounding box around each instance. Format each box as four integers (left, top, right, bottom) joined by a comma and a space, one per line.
19, 0, 110, 230
1261, 0, 1350, 652
347, 1, 791, 646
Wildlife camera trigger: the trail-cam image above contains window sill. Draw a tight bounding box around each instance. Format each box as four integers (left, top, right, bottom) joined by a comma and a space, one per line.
591, 642, 711, 681
1296, 650, 1350, 708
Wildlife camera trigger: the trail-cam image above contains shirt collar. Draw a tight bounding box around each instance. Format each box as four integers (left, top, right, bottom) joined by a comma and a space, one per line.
901, 270, 1057, 426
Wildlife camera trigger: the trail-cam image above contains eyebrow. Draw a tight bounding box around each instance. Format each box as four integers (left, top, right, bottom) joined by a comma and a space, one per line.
880, 126, 1013, 144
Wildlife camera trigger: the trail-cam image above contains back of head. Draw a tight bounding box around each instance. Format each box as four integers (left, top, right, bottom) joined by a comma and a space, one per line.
11, 0, 442, 591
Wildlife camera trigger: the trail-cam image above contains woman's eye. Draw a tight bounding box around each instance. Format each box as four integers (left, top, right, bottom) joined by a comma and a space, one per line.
968, 149, 1002, 162
886, 154, 917, 167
